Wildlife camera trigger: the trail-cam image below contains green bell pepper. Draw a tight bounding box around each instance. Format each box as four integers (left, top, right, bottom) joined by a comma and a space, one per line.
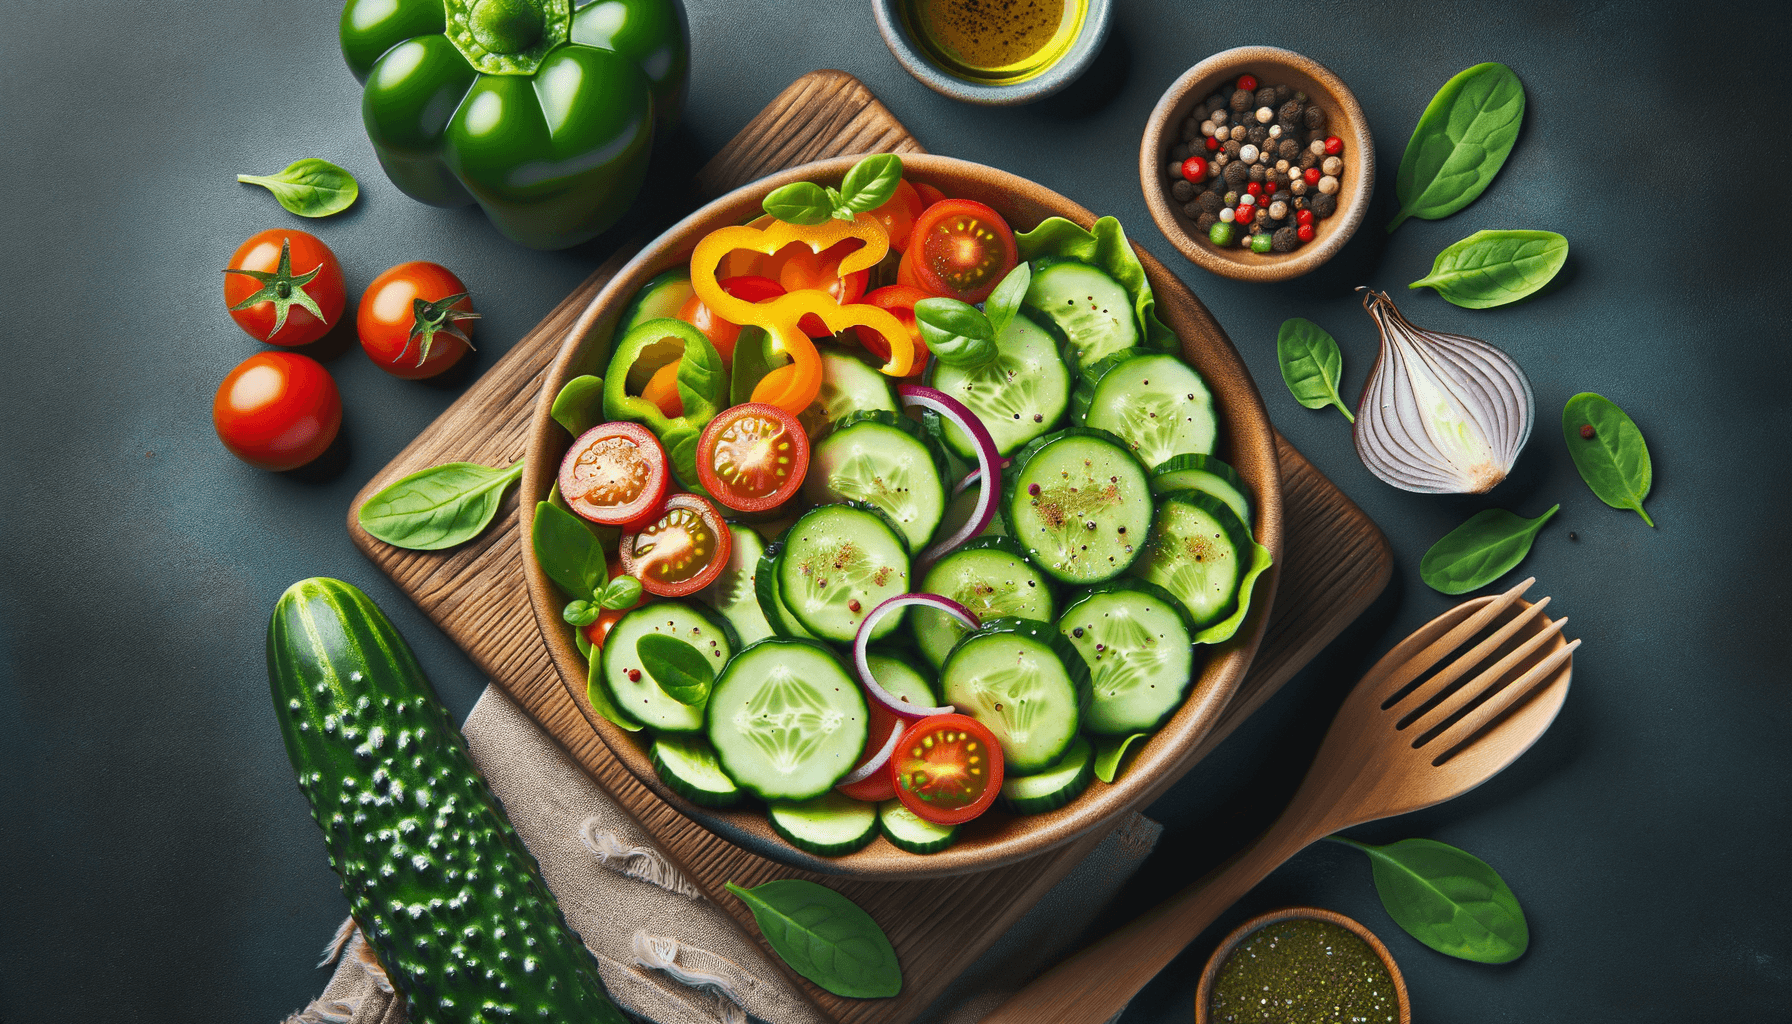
602, 317, 725, 492
340, 0, 688, 250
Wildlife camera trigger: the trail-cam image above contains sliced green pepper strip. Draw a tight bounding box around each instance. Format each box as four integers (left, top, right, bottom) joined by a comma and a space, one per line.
602, 317, 725, 492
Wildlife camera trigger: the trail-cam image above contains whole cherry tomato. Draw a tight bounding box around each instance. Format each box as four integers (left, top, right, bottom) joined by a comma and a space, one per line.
356, 261, 479, 379
212, 351, 342, 471
780, 241, 870, 337
913, 181, 947, 208
223, 229, 345, 346
868, 179, 923, 253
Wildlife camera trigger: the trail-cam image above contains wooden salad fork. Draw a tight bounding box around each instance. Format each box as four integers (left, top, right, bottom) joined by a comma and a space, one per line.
981, 578, 1578, 1024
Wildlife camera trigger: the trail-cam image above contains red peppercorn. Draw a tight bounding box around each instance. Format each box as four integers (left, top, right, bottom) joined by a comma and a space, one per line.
1296, 209, 1314, 226
1180, 156, 1209, 182
1580, 424, 1595, 439
627, 668, 642, 682
1245, 182, 1262, 197
1324, 136, 1343, 156
1304, 167, 1322, 184
1237, 74, 1257, 91
849, 599, 862, 613
1296, 224, 1315, 242
1264, 181, 1278, 194
1205, 136, 1221, 152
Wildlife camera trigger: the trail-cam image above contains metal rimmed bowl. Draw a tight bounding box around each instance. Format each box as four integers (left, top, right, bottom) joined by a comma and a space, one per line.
871, 0, 1113, 105
521, 153, 1283, 879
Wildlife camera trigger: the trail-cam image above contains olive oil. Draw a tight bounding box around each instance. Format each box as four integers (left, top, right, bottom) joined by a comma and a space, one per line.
903, 0, 1086, 84
1208, 919, 1399, 1024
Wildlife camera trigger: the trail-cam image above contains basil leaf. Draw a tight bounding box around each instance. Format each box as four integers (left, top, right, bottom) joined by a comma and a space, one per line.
1094, 732, 1149, 784
585, 644, 643, 732
839, 154, 904, 213
724, 879, 902, 998
1419, 504, 1558, 595
764, 181, 834, 225
550, 374, 606, 436
357, 460, 523, 551
532, 501, 609, 600
982, 262, 1031, 339
1389, 63, 1525, 232
1275, 318, 1354, 422
915, 297, 997, 367
1563, 392, 1654, 527
236, 158, 359, 218
1411, 230, 1568, 309
563, 600, 601, 627
635, 634, 715, 706
600, 575, 643, 610
1327, 835, 1529, 963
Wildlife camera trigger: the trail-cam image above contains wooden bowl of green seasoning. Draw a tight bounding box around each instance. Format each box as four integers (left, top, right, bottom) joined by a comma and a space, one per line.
1196, 907, 1410, 1024
1140, 46, 1374, 283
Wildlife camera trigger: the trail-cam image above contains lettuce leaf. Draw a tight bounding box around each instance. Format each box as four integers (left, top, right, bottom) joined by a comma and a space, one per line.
1015, 216, 1178, 353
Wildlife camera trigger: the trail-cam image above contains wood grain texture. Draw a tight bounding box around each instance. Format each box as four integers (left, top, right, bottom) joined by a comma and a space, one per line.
346, 70, 1391, 1024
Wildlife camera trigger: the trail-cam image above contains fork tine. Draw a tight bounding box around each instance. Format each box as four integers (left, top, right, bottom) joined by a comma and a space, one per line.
1424, 637, 1580, 762
1373, 577, 1536, 706
1389, 597, 1553, 716
1403, 615, 1568, 736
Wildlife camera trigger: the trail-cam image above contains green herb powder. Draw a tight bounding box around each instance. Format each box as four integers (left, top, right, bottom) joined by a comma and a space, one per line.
1209, 919, 1398, 1024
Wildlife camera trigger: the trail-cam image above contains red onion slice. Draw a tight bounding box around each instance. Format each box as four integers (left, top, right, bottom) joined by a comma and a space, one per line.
852, 593, 972, 720
899, 384, 1000, 566
837, 719, 902, 787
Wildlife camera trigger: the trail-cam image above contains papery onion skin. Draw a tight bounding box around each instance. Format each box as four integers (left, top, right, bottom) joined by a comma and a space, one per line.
1352, 289, 1534, 494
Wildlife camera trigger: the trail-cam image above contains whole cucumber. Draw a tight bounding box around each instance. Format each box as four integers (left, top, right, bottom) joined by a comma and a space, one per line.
268, 577, 626, 1023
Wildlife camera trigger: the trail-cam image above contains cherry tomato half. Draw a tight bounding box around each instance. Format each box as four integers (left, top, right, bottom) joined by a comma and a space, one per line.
582, 560, 647, 650
620, 493, 732, 598
868, 179, 923, 253
223, 229, 346, 346
903, 199, 1019, 304
892, 713, 1004, 825
357, 261, 477, 379
695, 402, 810, 514
913, 181, 947, 208
558, 422, 670, 532
837, 700, 902, 803
212, 351, 342, 471
854, 285, 932, 368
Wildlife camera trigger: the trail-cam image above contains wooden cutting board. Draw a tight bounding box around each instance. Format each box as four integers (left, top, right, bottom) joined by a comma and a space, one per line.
346, 70, 1392, 1024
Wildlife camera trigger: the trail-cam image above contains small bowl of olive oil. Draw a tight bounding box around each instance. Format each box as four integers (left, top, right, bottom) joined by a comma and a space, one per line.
873, 0, 1113, 105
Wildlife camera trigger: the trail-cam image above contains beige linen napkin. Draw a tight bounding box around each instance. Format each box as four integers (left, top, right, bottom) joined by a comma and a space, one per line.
284, 686, 1160, 1024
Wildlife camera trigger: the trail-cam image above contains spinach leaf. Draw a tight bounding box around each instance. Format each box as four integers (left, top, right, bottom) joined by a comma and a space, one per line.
550, 374, 606, 436
1410, 230, 1568, 308
532, 501, 609, 600
763, 181, 833, 225
1276, 318, 1354, 422
600, 575, 643, 610
636, 634, 715, 706
1094, 732, 1149, 783
915, 297, 997, 367
1562, 392, 1654, 527
674, 327, 727, 426
724, 879, 902, 998
839, 153, 903, 213
236, 159, 359, 218
1389, 63, 1525, 232
982, 262, 1032, 339
1192, 539, 1273, 645
1419, 504, 1558, 595
1327, 835, 1529, 963
585, 646, 643, 732
357, 460, 522, 551
730, 326, 780, 406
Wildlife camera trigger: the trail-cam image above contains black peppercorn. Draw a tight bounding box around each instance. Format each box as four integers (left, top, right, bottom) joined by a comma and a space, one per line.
1272, 226, 1299, 252
1247, 163, 1267, 183
1310, 192, 1338, 218
1230, 88, 1253, 112
1254, 86, 1276, 109
1171, 179, 1196, 203
1195, 212, 1218, 234
1278, 100, 1303, 125
1304, 105, 1328, 131
1278, 138, 1302, 160
1170, 142, 1189, 161
1180, 117, 1200, 141
1299, 150, 1319, 170
1223, 160, 1249, 188
1198, 190, 1224, 214
1205, 93, 1227, 114
1273, 83, 1292, 104
1181, 199, 1205, 218
1246, 124, 1270, 146
1223, 139, 1242, 159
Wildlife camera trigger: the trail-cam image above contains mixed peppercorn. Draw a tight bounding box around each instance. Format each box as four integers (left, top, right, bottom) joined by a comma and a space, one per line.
1163, 74, 1347, 254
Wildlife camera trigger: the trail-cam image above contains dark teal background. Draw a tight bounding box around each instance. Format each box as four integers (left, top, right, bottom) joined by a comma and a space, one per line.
2, 1, 1788, 1020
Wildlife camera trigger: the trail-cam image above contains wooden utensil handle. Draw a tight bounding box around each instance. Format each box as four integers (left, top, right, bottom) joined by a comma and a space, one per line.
979, 820, 1317, 1024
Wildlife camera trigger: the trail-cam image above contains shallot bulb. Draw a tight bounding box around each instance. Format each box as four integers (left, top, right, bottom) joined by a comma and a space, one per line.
1353, 289, 1534, 494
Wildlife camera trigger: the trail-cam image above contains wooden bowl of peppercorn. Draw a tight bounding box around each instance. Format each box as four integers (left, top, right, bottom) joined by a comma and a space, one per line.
1140, 46, 1374, 282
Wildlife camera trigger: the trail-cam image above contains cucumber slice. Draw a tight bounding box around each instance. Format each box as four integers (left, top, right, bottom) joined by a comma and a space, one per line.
939, 617, 1090, 775
866, 648, 940, 706
768, 791, 879, 856
803, 411, 948, 553
1023, 260, 1140, 377
600, 602, 737, 733
878, 800, 959, 854
1002, 428, 1155, 585
1058, 579, 1198, 734
1077, 352, 1217, 470
621, 269, 694, 334
998, 736, 1093, 814
706, 639, 868, 801
699, 522, 774, 646
924, 313, 1071, 458
811, 346, 899, 430
1149, 454, 1252, 528
754, 537, 816, 639
1132, 490, 1254, 629
651, 734, 743, 808
939, 480, 1007, 543
911, 537, 1056, 669
776, 503, 912, 643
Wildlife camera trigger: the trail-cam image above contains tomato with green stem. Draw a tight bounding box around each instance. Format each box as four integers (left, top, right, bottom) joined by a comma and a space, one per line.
212, 351, 342, 471
892, 713, 1003, 825
899, 199, 1018, 303
223, 229, 345, 346
357, 261, 480, 379
695, 402, 809, 513
620, 493, 732, 597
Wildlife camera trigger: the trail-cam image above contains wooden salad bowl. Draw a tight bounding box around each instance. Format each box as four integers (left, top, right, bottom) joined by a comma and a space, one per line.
520, 154, 1284, 879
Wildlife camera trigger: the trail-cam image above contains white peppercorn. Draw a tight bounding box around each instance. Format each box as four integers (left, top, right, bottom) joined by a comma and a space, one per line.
1321, 156, 1343, 176
1230, 124, 1247, 142
1268, 124, 1282, 139
1255, 106, 1275, 124
1275, 159, 1290, 173
1309, 139, 1326, 156
1211, 109, 1229, 126
1168, 161, 1185, 179
1268, 200, 1289, 219
1318, 175, 1339, 194
1290, 178, 1309, 196
1201, 120, 1217, 137
1239, 143, 1260, 164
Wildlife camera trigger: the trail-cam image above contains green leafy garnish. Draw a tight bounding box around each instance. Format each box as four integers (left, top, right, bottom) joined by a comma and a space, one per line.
222, 238, 327, 339
1419, 505, 1558, 595
236, 158, 359, 218
763, 155, 904, 225
763, 182, 834, 225
1276, 318, 1354, 422
357, 460, 524, 551
1327, 835, 1529, 963
562, 600, 602, 627
532, 501, 609, 600
636, 634, 715, 706
1410, 230, 1568, 308
1563, 392, 1654, 527
550, 375, 606, 436
1093, 732, 1149, 783
1389, 63, 1526, 232
982, 262, 1031, 339
725, 879, 902, 998
914, 297, 997, 367
600, 575, 643, 610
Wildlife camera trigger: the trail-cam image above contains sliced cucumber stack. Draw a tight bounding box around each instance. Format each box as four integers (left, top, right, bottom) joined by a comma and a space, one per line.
1023, 260, 1140, 378
768, 791, 879, 856
1132, 490, 1254, 629
925, 312, 1071, 458
775, 503, 912, 643
651, 734, 743, 809
1002, 428, 1155, 586
811, 346, 899, 429
866, 648, 940, 706
939, 617, 1090, 775
998, 736, 1094, 814
1149, 454, 1252, 529
1076, 352, 1217, 470
699, 522, 775, 646
754, 537, 816, 639
878, 800, 959, 854
911, 537, 1056, 669
600, 602, 737, 733
1058, 579, 1198, 735
803, 410, 948, 554
706, 639, 868, 801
